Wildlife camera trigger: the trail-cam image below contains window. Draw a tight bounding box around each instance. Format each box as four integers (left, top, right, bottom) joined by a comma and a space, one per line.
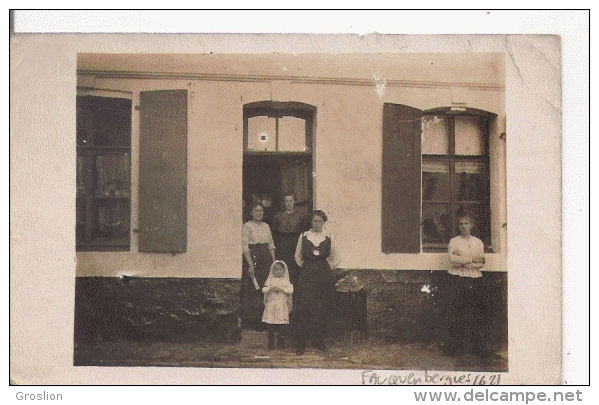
421, 111, 491, 251
76, 90, 188, 253
76, 95, 132, 251
244, 101, 314, 152
382, 104, 494, 254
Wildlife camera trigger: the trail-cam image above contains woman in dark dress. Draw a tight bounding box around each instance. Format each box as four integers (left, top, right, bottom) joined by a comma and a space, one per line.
241, 203, 276, 331
293, 210, 339, 355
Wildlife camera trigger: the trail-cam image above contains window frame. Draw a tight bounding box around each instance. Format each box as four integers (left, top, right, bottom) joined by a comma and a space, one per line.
76, 94, 132, 252
243, 101, 315, 153
421, 107, 495, 252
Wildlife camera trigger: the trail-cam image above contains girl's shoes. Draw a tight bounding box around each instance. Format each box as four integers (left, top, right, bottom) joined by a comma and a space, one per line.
313, 338, 327, 351
268, 330, 275, 350
296, 340, 306, 356
268, 330, 286, 350
277, 335, 285, 349
256, 322, 266, 332
314, 342, 327, 351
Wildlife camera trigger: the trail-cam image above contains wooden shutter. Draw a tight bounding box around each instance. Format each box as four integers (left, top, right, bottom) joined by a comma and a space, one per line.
382, 103, 422, 253
139, 90, 187, 252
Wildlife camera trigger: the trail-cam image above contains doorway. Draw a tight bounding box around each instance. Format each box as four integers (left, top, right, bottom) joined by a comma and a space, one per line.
242, 153, 312, 224
241, 152, 312, 329
240, 100, 315, 330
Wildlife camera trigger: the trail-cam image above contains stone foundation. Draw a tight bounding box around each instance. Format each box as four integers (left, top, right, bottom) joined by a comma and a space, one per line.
74, 271, 507, 349
331, 270, 507, 350
74, 277, 242, 344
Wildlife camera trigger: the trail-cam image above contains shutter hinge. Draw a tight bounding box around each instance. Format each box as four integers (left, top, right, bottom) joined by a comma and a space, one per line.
500, 132, 506, 140
135, 105, 141, 111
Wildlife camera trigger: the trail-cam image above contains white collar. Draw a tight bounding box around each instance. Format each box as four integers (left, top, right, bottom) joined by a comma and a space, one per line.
305, 229, 328, 245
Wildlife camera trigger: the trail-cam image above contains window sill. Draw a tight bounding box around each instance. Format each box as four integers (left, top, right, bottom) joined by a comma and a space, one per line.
77, 242, 130, 252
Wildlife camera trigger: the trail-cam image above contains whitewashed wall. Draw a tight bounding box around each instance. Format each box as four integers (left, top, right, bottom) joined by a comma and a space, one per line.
75, 61, 506, 278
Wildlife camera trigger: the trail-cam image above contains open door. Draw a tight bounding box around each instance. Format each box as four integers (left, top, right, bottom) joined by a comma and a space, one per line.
241, 153, 312, 329
281, 158, 312, 219
241, 101, 316, 329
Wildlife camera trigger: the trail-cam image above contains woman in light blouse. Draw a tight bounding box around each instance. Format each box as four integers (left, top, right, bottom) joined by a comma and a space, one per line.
242, 203, 276, 331
442, 212, 490, 363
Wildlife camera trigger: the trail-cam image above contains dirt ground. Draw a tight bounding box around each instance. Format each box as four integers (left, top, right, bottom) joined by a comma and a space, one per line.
74, 330, 507, 373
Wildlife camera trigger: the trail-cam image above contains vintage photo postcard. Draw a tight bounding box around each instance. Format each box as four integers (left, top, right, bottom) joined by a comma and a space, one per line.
10, 31, 563, 385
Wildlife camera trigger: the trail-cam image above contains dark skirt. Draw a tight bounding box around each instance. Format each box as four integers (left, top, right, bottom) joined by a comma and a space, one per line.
240, 244, 273, 329
441, 274, 493, 357
294, 257, 335, 342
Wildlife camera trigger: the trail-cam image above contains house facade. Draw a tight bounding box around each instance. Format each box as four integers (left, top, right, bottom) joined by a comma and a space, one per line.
74, 53, 507, 347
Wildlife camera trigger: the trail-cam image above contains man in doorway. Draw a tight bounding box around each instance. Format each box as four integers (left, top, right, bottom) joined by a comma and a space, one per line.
272, 194, 306, 287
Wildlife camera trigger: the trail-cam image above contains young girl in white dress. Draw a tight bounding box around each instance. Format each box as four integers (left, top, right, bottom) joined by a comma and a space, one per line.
262, 260, 294, 349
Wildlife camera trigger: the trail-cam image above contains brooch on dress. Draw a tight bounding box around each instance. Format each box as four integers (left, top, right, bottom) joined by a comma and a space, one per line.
313, 249, 320, 256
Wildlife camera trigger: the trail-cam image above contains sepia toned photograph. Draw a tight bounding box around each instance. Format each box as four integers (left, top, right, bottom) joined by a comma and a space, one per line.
71, 50, 507, 372
11, 21, 568, 385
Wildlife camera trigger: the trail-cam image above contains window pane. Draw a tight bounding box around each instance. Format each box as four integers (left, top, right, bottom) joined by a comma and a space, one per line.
454, 161, 488, 201
76, 197, 86, 243
422, 202, 451, 244
422, 115, 449, 154
454, 203, 490, 246
422, 159, 449, 201
247, 116, 276, 151
455, 115, 485, 155
76, 97, 93, 146
93, 200, 130, 241
77, 155, 88, 195
96, 154, 131, 198
278, 116, 306, 151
